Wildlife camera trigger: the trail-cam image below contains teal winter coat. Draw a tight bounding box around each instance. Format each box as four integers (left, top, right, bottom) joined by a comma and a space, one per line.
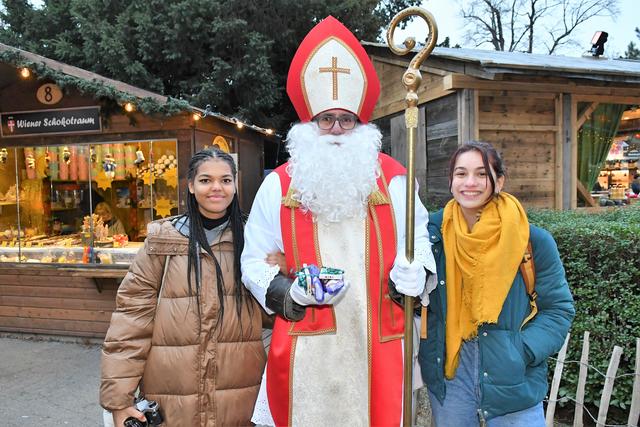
418, 209, 575, 420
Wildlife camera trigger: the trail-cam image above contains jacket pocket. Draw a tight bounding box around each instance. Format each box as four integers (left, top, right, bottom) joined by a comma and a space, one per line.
481, 329, 526, 385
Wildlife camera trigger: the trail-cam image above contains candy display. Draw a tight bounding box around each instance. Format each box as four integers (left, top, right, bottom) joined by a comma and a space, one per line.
24, 148, 36, 179
0, 140, 178, 265
77, 146, 89, 180
68, 146, 78, 181
113, 143, 126, 180
48, 149, 59, 180
58, 146, 69, 180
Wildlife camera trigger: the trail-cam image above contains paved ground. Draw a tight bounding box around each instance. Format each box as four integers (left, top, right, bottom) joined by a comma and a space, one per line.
0, 334, 103, 426
0, 333, 433, 426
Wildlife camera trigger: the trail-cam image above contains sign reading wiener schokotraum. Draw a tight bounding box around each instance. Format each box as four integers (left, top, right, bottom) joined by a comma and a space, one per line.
0, 106, 101, 137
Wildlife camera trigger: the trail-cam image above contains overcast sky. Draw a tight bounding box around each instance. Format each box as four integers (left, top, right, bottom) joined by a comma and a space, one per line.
27, 0, 637, 58
390, 0, 637, 58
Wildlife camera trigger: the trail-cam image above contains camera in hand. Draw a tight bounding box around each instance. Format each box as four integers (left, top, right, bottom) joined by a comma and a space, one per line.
123, 397, 164, 427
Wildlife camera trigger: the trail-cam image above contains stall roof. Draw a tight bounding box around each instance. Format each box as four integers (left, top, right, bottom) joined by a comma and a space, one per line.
0, 43, 275, 136
364, 42, 640, 84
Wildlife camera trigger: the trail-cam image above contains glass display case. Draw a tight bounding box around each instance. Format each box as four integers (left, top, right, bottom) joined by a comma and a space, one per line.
0, 139, 179, 265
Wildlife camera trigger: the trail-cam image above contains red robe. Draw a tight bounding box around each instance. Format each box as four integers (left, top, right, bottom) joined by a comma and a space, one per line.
267, 153, 407, 426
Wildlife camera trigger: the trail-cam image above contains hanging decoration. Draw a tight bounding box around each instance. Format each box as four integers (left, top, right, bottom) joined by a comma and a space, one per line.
0, 148, 8, 164
102, 152, 116, 179
62, 146, 71, 165
26, 152, 35, 169
94, 170, 114, 190
134, 145, 145, 166
162, 167, 178, 188
153, 197, 174, 218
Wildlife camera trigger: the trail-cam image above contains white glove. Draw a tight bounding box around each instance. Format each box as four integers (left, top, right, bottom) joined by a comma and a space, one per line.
389, 255, 426, 297
289, 278, 349, 306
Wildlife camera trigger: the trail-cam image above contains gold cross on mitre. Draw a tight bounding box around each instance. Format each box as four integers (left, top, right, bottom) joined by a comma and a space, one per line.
319, 56, 350, 100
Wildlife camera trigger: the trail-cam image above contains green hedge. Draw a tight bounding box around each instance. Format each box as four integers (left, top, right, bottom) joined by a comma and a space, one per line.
528, 206, 640, 413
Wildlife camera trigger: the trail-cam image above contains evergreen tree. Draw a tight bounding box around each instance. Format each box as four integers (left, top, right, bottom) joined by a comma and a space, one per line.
0, 0, 419, 130
624, 28, 640, 59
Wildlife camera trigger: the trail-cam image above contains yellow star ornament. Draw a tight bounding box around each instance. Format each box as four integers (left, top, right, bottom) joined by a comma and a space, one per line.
162, 167, 178, 188
94, 170, 113, 190
154, 197, 174, 218
142, 170, 156, 185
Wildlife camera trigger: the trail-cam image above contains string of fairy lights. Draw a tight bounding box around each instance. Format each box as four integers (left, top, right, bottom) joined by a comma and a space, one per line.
15, 66, 279, 138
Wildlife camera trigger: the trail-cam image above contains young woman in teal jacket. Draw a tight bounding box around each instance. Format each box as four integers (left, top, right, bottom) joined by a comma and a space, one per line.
418, 141, 575, 426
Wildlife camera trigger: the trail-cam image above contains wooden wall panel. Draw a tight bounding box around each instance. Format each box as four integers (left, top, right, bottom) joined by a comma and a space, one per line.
479, 91, 556, 126
480, 129, 556, 209
0, 271, 117, 338
426, 94, 458, 208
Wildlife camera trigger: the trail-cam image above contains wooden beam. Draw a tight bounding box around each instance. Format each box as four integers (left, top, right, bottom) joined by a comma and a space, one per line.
574, 94, 640, 105
371, 55, 450, 76
445, 74, 640, 99
577, 180, 597, 207
576, 102, 599, 129
478, 124, 559, 131
372, 83, 454, 120
561, 93, 574, 210
555, 95, 563, 210
457, 89, 476, 144
571, 96, 578, 209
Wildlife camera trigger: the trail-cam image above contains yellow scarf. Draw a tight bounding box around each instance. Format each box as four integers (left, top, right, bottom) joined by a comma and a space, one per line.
442, 192, 529, 379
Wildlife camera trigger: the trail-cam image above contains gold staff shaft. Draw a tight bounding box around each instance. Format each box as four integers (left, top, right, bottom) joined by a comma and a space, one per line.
386, 7, 438, 426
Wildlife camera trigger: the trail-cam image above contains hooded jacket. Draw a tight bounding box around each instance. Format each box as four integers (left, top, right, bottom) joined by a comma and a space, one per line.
100, 217, 266, 426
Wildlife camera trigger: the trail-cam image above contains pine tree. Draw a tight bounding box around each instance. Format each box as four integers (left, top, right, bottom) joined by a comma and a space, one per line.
0, 0, 420, 130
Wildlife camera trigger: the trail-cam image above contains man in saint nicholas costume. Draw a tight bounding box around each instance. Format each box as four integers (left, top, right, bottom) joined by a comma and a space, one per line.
241, 16, 437, 426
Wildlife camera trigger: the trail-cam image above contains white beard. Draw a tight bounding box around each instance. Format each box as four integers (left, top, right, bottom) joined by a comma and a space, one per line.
285, 122, 381, 223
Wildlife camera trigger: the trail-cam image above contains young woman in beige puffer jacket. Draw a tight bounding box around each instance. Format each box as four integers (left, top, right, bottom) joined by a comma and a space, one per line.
100, 148, 266, 426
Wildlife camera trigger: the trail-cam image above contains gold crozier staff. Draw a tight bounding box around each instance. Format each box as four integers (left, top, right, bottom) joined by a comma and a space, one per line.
386, 7, 438, 426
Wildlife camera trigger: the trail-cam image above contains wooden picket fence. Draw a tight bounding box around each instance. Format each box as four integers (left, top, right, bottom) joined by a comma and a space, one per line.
545, 332, 640, 427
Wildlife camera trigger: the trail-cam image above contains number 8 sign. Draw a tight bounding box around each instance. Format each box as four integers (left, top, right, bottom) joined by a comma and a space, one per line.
36, 83, 63, 105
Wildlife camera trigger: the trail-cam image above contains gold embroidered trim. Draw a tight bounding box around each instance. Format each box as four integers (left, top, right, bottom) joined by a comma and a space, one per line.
318, 56, 350, 100
368, 188, 390, 206
282, 188, 300, 208
365, 211, 373, 419
288, 326, 337, 336
379, 166, 397, 250
291, 209, 300, 270
313, 221, 323, 267
288, 337, 297, 427
379, 332, 404, 343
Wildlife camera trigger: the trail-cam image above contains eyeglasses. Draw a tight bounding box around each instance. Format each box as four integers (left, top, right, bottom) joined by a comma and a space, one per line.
314, 113, 358, 130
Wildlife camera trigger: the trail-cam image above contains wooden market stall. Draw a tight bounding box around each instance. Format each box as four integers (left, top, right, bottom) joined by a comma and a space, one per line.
364, 43, 640, 209
0, 43, 276, 338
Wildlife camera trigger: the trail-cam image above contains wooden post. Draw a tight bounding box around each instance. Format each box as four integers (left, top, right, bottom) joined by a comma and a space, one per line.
628, 338, 640, 427
596, 345, 623, 427
546, 333, 570, 427
573, 331, 590, 427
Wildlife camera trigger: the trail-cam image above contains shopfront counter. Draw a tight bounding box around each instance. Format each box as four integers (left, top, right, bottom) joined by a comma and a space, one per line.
0, 261, 132, 338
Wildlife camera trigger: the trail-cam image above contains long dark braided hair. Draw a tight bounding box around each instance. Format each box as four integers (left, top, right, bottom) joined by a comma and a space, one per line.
180, 147, 250, 327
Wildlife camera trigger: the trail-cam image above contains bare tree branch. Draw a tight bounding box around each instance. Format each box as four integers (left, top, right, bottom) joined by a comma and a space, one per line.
460, 0, 619, 54
546, 0, 618, 54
